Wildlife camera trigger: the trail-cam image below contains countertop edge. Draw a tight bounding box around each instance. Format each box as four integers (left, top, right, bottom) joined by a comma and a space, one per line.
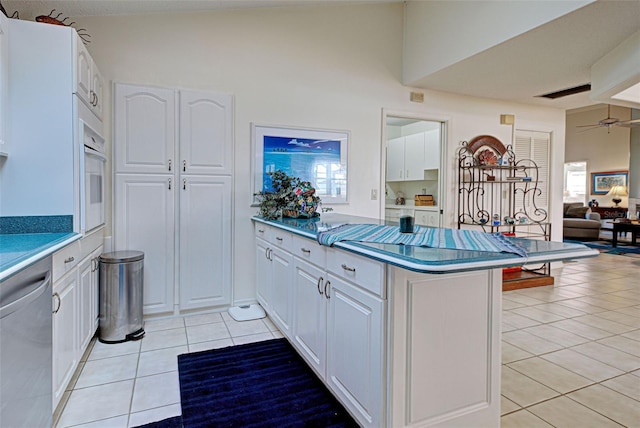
252, 217, 599, 274
0, 234, 81, 282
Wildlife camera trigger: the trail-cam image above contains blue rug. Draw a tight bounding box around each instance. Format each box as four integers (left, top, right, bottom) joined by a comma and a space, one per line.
564, 239, 640, 256
136, 338, 358, 428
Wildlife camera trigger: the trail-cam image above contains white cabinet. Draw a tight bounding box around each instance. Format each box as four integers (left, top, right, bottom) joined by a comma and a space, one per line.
114, 85, 176, 174
386, 130, 441, 182
179, 175, 232, 310
326, 273, 384, 427
114, 174, 175, 315
0, 12, 8, 156
114, 83, 234, 315
287, 235, 385, 427
52, 230, 103, 410
75, 38, 104, 119
404, 132, 426, 181
253, 225, 294, 337
52, 269, 78, 409
415, 208, 440, 227
78, 245, 102, 352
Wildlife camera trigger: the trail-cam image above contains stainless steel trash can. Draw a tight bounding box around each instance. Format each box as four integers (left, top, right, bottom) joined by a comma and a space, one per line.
98, 251, 145, 343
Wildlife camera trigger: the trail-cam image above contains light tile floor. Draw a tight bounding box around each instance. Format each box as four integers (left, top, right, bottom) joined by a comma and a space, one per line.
55, 252, 640, 428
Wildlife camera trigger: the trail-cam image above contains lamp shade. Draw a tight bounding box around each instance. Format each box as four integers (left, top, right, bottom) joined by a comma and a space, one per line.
607, 185, 628, 197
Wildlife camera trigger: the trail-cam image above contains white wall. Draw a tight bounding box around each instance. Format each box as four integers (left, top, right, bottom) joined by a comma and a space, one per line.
403, 0, 592, 84
74, 3, 566, 305
566, 104, 631, 207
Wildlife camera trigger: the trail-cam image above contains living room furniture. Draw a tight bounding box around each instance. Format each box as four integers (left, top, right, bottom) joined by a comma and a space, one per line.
591, 206, 627, 219
611, 221, 639, 247
563, 203, 602, 240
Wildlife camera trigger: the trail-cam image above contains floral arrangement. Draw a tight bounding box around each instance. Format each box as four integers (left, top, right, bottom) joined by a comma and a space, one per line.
255, 170, 330, 220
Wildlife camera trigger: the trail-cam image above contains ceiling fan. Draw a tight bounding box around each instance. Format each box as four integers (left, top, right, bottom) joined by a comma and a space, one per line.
577, 104, 640, 133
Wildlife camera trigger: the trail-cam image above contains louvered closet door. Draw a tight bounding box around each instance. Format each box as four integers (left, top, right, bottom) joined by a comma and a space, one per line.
514, 130, 550, 224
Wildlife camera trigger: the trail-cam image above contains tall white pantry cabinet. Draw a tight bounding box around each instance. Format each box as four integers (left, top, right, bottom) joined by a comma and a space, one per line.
113, 83, 233, 315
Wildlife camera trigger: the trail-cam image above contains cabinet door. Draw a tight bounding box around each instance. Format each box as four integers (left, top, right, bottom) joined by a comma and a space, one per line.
255, 238, 271, 311
326, 275, 384, 428
269, 246, 293, 338
53, 271, 79, 409
91, 67, 104, 119
179, 90, 233, 175
75, 39, 92, 107
78, 256, 94, 352
292, 258, 327, 378
423, 129, 440, 170
415, 210, 440, 227
386, 137, 405, 182
179, 175, 232, 310
114, 174, 175, 314
404, 132, 425, 181
114, 83, 176, 174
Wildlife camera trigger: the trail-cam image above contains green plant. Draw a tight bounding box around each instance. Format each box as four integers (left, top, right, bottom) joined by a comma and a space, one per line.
254, 170, 328, 219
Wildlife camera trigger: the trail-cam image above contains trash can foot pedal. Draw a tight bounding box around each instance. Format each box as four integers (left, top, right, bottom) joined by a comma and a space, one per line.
126, 328, 145, 341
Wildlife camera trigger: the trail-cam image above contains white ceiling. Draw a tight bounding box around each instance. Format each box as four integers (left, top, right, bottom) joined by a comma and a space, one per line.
2, 0, 639, 111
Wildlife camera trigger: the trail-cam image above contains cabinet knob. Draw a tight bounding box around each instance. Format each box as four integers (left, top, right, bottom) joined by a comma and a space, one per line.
168, 160, 172, 171
183, 160, 186, 172
168, 178, 172, 190
183, 178, 187, 190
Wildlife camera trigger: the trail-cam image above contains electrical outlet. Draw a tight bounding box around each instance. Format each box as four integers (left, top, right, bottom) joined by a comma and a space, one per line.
371, 189, 378, 200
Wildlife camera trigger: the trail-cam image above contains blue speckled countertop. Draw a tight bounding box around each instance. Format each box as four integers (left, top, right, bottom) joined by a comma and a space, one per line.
0, 216, 80, 281
253, 213, 599, 273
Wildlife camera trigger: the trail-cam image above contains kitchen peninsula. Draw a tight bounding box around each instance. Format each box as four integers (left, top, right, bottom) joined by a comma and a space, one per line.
252, 213, 597, 428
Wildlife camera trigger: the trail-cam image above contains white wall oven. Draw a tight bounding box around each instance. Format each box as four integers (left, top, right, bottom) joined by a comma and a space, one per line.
79, 115, 106, 233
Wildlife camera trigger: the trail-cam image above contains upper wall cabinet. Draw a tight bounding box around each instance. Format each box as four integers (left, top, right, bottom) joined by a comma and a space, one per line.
180, 90, 233, 175
0, 12, 8, 156
76, 38, 104, 120
114, 85, 177, 174
115, 86, 233, 175
386, 130, 440, 182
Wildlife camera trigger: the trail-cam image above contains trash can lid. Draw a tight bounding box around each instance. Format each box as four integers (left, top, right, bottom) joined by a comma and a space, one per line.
99, 250, 144, 263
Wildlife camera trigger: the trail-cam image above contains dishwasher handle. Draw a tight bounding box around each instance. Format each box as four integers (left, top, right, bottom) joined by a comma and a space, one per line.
0, 271, 51, 319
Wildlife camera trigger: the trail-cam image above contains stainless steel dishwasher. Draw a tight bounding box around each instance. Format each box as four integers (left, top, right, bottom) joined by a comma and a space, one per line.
0, 256, 53, 428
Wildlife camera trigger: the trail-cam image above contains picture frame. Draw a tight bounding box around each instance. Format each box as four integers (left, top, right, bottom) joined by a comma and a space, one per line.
251, 124, 349, 205
590, 170, 628, 195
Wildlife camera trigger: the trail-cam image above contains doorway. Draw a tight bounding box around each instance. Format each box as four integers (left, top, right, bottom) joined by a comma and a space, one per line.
381, 113, 446, 227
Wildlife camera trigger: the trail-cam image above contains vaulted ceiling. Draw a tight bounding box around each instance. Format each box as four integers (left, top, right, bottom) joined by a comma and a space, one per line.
3, 0, 639, 111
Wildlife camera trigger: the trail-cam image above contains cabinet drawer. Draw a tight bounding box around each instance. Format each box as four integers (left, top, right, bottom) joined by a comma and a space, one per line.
292, 234, 325, 267
53, 240, 81, 281
254, 224, 271, 241
270, 229, 292, 249
327, 248, 384, 298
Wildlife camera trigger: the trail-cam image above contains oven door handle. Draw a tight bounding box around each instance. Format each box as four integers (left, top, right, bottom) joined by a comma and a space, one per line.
84, 146, 107, 162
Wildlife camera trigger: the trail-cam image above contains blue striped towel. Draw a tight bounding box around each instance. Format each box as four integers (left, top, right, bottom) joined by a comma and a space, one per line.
316, 224, 527, 257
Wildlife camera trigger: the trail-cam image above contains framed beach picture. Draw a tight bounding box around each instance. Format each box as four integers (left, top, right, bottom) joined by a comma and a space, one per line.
251, 124, 349, 205
590, 170, 628, 195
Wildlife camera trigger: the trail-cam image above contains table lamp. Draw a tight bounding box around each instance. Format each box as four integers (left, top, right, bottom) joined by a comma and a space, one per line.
607, 185, 628, 207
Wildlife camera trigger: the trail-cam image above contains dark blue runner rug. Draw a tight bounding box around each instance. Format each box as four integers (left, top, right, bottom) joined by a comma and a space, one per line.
136, 338, 358, 428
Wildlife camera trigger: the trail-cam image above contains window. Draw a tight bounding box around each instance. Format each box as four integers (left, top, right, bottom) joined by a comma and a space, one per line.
563, 161, 587, 203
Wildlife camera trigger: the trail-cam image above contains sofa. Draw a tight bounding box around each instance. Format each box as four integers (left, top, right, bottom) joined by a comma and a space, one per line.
563, 203, 601, 240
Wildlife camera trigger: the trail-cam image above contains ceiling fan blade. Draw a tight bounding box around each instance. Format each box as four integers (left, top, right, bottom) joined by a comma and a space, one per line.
576, 124, 600, 127
576, 126, 603, 133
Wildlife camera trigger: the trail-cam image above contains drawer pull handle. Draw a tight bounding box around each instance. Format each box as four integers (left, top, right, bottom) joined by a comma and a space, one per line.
64, 256, 75, 264
258, 229, 265, 233
341, 263, 355, 272
324, 280, 331, 299
276, 237, 283, 242
301, 248, 311, 254
52, 292, 61, 314
317, 276, 324, 295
